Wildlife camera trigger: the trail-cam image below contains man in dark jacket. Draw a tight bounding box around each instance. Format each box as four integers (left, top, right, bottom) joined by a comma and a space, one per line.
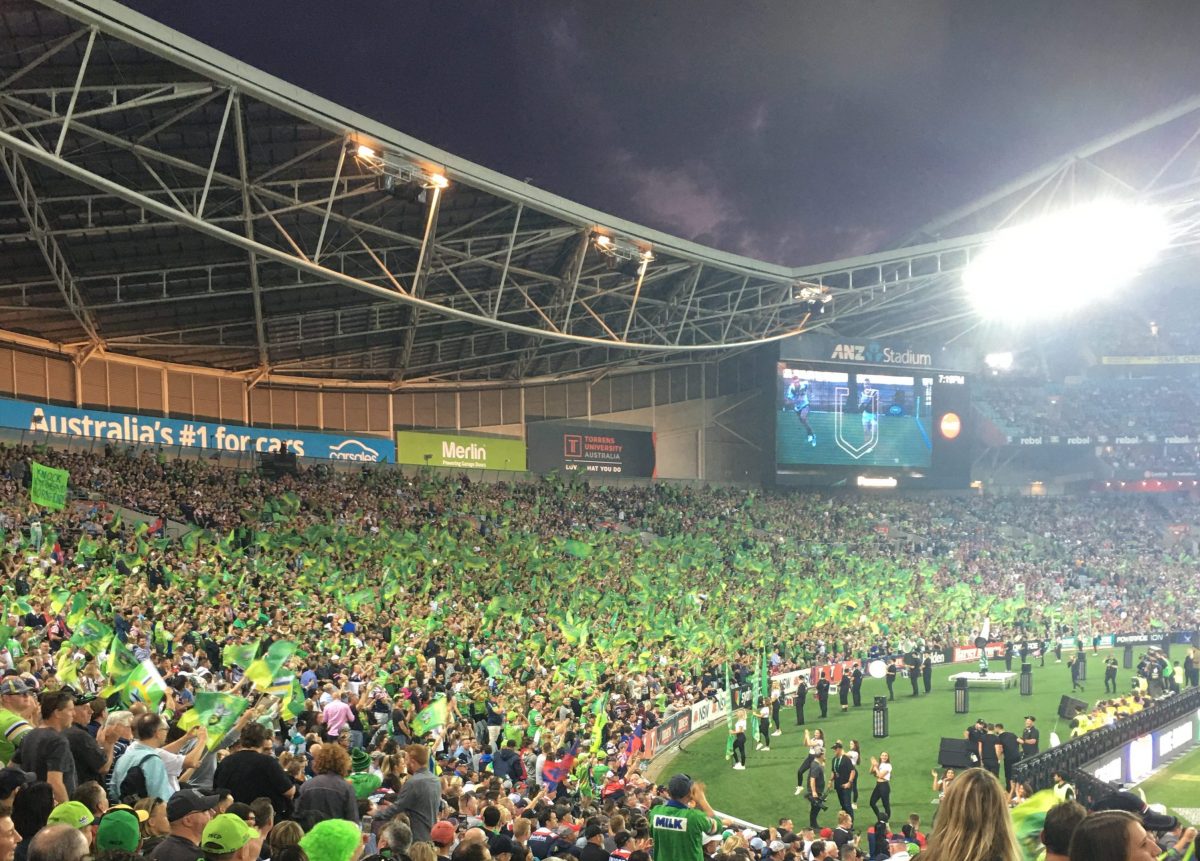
493, 740, 522, 782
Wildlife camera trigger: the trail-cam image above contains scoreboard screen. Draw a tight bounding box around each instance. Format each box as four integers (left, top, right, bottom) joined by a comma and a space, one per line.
774, 360, 971, 487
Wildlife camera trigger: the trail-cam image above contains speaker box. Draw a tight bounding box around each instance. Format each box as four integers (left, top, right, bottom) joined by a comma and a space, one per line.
938, 737, 976, 768
1058, 695, 1088, 720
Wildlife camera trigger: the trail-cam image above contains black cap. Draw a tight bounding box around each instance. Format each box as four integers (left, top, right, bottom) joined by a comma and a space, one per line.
0, 767, 34, 797
584, 825, 606, 840
667, 774, 693, 800
1092, 792, 1178, 832
166, 789, 220, 822
1025, 715, 1036, 721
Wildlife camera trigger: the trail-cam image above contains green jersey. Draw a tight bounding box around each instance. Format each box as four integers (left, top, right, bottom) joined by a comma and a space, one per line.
649, 802, 717, 861
0, 709, 32, 766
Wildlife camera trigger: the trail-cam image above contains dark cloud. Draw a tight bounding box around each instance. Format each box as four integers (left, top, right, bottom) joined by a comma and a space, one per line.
122, 0, 1200, 264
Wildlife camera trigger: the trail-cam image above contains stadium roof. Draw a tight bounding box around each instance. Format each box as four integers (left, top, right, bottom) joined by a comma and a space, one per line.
2, 0, 1200, 386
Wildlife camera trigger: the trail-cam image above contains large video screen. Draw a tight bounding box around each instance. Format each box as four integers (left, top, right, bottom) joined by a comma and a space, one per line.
775, 363, 934, 469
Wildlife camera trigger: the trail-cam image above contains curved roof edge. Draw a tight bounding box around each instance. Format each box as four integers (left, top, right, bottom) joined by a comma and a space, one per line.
51, 0, 797, 282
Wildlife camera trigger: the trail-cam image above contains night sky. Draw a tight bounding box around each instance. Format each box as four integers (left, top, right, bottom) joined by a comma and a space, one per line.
122, 1, 1200, 266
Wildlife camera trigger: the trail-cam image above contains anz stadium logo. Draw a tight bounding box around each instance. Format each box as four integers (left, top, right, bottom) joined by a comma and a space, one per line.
864, 342, 885, 363
830, 341, 931, 367
327, 439, 382, 462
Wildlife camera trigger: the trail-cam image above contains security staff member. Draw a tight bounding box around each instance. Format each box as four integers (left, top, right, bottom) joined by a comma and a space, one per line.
837, 671, 850, 713
794, 678, 808, 726
816, 673, 830, 719
922, 655, 933, 694
1068, 654, 1084, 692
1004, 641, 1014, 672
807, 751, 827, 829
982, 723, 1001, 778
850, 664, 863, 708
966, 719, 986, 764
1104, 656, 1119, 693
995, 722, 1021, 791
885, 660, 897, 701
1020, 716, 1040, 757
908, 655, 920, 697
830, 741, 856, 821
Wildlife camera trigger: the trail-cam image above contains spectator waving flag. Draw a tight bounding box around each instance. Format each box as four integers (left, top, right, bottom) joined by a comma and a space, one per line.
179, 691, 249, 752
412, 695, 448, 736
222, 639, 260, 670
244, 640, 297, 692
542, 738, 580, 795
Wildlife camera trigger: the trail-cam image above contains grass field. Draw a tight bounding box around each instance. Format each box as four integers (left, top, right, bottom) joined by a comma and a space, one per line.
776, 410, 931, 469
655, 649, 1196, 829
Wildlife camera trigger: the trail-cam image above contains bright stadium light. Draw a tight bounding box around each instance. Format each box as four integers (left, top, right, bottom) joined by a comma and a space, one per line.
962, 199, 1169, 321
984, 351, 1014, 372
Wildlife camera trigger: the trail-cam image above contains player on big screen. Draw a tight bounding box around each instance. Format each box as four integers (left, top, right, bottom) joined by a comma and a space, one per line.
785, 377, 817, 446
859, 378, 877, 439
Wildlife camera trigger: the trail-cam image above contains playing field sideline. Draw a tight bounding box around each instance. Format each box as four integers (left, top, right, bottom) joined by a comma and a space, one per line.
654, 650, 1195, 829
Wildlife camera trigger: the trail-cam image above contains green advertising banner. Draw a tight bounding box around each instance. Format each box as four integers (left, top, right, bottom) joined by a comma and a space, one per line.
395, 430, 526, 471
30, 461, 69, 510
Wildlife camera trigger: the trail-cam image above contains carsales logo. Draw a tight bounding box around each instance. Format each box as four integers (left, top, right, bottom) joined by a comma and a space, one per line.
940, 412, 962, 440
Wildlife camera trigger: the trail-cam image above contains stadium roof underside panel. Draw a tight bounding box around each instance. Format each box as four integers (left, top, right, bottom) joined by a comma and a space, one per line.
2, 2, 1200, 384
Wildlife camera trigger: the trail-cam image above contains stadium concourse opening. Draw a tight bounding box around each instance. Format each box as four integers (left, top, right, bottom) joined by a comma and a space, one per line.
1, 2, 1200, 860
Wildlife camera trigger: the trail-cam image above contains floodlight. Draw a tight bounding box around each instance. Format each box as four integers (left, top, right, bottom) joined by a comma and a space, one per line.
592, 231, 653, 262
984, 351, 1014, 371
962, 199, 1169, 321
356, 144, 376, 160
354, 143, 450, 192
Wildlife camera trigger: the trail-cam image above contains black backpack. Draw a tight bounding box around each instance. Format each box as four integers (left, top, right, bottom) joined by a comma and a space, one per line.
118, 751, 159, 802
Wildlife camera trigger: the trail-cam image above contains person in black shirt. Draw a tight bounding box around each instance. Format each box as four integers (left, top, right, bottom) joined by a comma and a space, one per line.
212, 723, 295, 818
981, 724, 1001, 778
850, 665, 863, 708
837, 674, 850, 714
829, 742, 855, 822
995, 723, 1021, 791
922, 656, 932, 694
907, 656, 920, 697
966, 719, 986, 766
1068, 655, 1084, 692
807, 751, 826, 829
580, 824, 610, 861
884, 661, 896, 701
1021, 716, 1040, 757
1004, 642, 1014, 672
794, 679, 808, 726
816, 674, 830, 719
1104, 657, 1119, 693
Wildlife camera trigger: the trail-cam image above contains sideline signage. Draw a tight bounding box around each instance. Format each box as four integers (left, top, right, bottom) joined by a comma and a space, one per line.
395, 430, 526, 470
527, 421, 656, 477
0, 396, 395, 462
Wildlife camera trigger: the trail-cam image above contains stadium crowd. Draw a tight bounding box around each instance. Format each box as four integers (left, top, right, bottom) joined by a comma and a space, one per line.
0, 444, 1197, 861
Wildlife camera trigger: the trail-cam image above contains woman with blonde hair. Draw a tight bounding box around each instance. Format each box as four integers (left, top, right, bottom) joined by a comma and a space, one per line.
268, 820, 306, 859
921, 768, 1021, 861
410, 842, 438, 861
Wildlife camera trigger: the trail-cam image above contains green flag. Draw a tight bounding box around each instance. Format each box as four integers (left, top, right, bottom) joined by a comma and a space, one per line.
589, 693, 609, 754
481, 655, 503, 678
724, 662, 735, 760
222, 640, 261, 670
56, 648, 79, 688
69, 618, 112, 655
30, 462, 69, 510
412, 696, 448, 736
179, 691, 250, 752
563, 539, 592, 559
118, 659, 169, 708
104, 637, 140, 686
244, 640, 297, 692
281, 678, 307, 721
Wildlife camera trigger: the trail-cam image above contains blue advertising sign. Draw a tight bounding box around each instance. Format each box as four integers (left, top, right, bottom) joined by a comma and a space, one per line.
0, 396, 395, 463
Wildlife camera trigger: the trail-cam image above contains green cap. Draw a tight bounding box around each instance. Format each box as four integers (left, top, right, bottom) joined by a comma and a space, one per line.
202, 813, 257, 854
46, 800, 94, 829
97, 809, 141, 852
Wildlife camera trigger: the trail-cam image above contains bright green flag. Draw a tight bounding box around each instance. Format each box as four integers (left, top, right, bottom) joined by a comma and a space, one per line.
69, 618, 112, 655
117, 659, 169, 708
104, 637, 140, 685
589, 693, 609, 754
30, 462, 69, 510
343, 588, 375, 612
563, 539, 592, 559
281, 678, 307, 721
56, 648, 79, 687
412, 696, 448, 736
179, 691, 250, 752
481, 655, 503, 678
244, 640, 297, 692
222, 640, 261, 670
